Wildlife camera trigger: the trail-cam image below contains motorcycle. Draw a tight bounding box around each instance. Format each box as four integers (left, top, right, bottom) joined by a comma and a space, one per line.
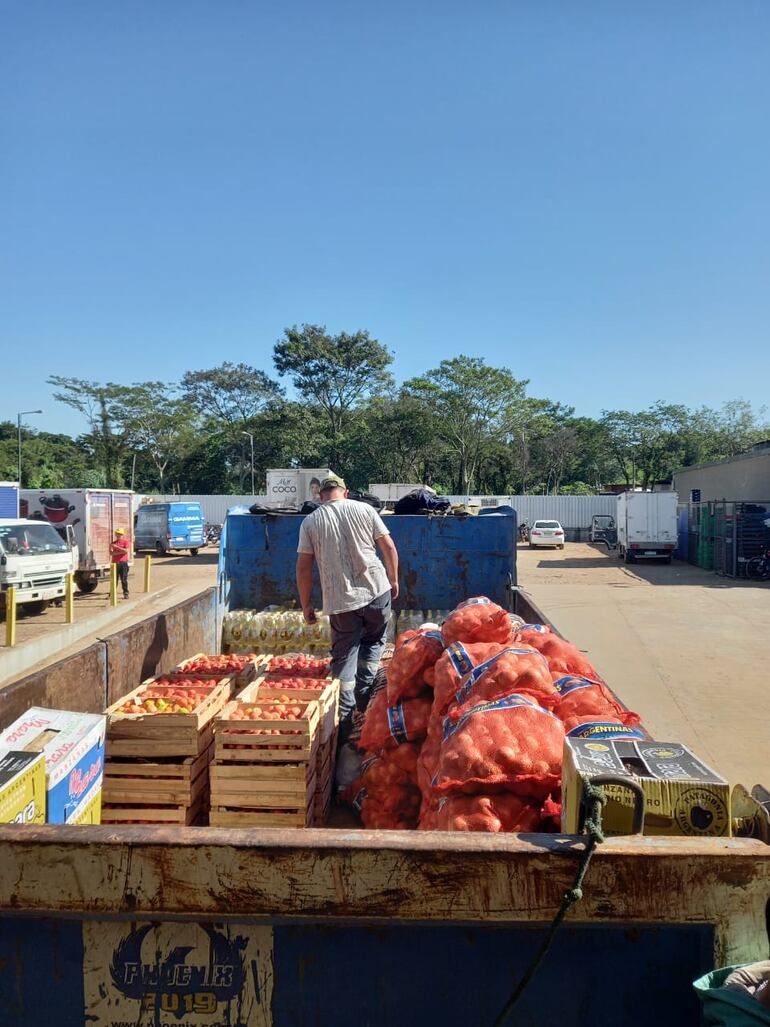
746, 548, 770, 581
518, 522, 529, 543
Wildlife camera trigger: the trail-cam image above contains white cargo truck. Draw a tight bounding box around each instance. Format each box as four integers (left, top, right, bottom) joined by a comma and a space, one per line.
0, 518, 77, 615
616, 491, 678, 564
20, 489, 133, 593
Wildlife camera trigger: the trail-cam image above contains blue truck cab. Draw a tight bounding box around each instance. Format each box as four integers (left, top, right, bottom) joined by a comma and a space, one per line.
133, 501, 205, 556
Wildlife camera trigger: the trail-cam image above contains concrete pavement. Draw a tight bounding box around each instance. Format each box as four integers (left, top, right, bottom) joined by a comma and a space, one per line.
518, 542, 770, 791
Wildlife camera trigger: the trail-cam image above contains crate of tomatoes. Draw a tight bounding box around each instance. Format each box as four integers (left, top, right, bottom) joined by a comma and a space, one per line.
105, 674, 233, 758
174, 652, 262, 690
209, 696, 321, 828
240, 675, 339, 744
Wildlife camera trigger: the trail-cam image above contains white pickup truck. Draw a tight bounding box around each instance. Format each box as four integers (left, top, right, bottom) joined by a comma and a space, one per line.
0, 518, 77, 615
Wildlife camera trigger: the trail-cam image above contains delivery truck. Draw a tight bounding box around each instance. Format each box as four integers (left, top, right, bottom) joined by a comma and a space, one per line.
616, 489, 678, 563
20, 488, 133, 593
0, 518, 77, 615
0, 510, 767, 1026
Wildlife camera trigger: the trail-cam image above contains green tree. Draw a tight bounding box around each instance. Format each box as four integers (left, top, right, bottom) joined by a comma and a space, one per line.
273, 324, 394, 467
120, 384, 198, 491
47, 376, 128, 486
405, 358, 528, 493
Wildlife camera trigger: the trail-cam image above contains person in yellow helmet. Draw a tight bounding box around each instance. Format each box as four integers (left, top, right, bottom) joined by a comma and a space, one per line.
110, 527, 131, 599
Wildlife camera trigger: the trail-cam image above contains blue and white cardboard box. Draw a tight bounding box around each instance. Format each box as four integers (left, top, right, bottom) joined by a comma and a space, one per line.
0, 707, 106, 824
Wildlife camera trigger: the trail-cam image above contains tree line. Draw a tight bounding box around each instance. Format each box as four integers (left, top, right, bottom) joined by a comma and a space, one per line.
1, 325, 767, 496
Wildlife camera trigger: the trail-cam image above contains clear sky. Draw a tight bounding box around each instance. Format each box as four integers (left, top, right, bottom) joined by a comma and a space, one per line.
2, 2, 769, 437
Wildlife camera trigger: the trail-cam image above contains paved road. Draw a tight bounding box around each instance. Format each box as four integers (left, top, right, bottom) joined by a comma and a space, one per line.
2, 549, 218, 650
518, 541, 770, 792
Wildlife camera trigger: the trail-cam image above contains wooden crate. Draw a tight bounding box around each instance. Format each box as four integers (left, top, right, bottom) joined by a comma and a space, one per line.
103, 747, 211, 807
213, 699, 320, 763
105, 679, 231, 758
101, 789, 209, 826
210, 760, 316, 810
174, 653, 262, 691
239, 679, 339, 743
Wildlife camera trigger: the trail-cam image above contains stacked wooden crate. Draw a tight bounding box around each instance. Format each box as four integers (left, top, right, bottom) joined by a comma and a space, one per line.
209, 697, 321, 827
102, 674, 233, 825
241, 658, 340, 825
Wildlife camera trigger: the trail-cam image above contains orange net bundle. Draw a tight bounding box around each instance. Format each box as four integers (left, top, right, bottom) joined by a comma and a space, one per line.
359, 687, 432, 752
352, 744, 422, 829
434, 793, 544, 833
441, 597, 512, 647
564, 716, 645, 740
554, 676, 641, 730
519, 632, 600, 679
432, 641, 505, 716
453, 647, 559, 710
513, 623, 552, 646
386, 630, 444, 703
434, 693, 565, 800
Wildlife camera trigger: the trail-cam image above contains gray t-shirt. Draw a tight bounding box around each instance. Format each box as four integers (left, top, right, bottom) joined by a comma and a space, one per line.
297, 499, 391, 614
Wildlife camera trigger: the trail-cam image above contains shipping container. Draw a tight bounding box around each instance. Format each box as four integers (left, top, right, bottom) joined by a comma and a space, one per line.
0, 483, 19, 518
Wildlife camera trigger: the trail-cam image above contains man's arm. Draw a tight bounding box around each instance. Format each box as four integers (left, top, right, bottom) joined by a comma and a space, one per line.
296, 552, 317, 624
376, 534, 399, 600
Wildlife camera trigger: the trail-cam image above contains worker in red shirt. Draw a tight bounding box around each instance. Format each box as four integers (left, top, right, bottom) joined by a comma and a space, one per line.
110, 527, 131, 599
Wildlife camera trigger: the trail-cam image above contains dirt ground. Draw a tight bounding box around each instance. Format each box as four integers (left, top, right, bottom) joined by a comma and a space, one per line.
2, 548, 218, 649
518, 541, 770, 791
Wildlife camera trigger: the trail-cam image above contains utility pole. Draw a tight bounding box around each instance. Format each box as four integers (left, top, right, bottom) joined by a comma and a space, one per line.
17, 409, 43, 486
241, 431, 255, 495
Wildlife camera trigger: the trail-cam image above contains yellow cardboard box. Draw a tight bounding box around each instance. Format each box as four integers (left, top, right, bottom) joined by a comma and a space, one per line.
0, 750, 46, 824
562, 737, 730, 837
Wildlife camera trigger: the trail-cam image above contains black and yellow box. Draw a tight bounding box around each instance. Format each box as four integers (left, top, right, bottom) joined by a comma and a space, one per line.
0, 750, 46, 825
562, 737, 730, 838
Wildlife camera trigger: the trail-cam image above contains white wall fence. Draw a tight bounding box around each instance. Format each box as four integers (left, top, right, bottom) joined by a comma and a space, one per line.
139, 493, 617, 530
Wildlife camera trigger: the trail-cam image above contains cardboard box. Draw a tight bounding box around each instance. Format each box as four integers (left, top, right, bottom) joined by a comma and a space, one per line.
562, 737, 731, 838
0, 708, 106, 824
0, 750, 46, 824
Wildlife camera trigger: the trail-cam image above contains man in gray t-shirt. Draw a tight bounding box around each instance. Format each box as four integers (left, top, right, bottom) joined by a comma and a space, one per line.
296, 475, 399, 738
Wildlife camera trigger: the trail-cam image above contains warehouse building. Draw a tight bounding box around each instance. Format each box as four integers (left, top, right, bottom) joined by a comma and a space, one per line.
672, 443, 770, 502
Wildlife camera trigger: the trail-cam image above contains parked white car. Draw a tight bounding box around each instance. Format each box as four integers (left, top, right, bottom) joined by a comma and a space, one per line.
529, 520, 565, 549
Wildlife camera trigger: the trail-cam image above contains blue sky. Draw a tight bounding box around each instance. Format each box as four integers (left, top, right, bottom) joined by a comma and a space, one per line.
2, 2, 769, 437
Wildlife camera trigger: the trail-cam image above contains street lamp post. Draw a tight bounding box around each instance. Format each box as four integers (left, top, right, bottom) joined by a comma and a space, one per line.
241, 431, 255, 495
17, 409, 43, 487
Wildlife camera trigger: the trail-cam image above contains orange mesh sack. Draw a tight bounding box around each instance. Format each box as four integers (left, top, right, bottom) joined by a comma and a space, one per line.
564, 716, 644, 740
417, 714, 443, 797
521, 633, 599, 679
435, 693, 565, 799
453, 647, 559, 710
354, 790, 421, 829
418, 798, 440, 831
386, 630, 444, 702
352, 745, 422, 828
435, 793, 543, 833
554, 676, 641, 729
441, 597, 512, 646
513, 623, 552, 646
432, 641, 505, 716
359, 687, 432, 752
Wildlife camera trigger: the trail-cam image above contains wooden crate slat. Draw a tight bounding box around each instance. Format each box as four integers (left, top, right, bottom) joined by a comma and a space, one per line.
210, 761, 312, 785
209, 806, 312, 828
103, 767, 209, 807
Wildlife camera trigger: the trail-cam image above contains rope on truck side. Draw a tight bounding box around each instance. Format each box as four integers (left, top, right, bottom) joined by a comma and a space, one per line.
492, 782, 607, 1027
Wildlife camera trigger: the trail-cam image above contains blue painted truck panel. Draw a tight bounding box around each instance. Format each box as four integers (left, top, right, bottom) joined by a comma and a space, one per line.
0, 916, 712, 1026
220, 511, 517, 613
